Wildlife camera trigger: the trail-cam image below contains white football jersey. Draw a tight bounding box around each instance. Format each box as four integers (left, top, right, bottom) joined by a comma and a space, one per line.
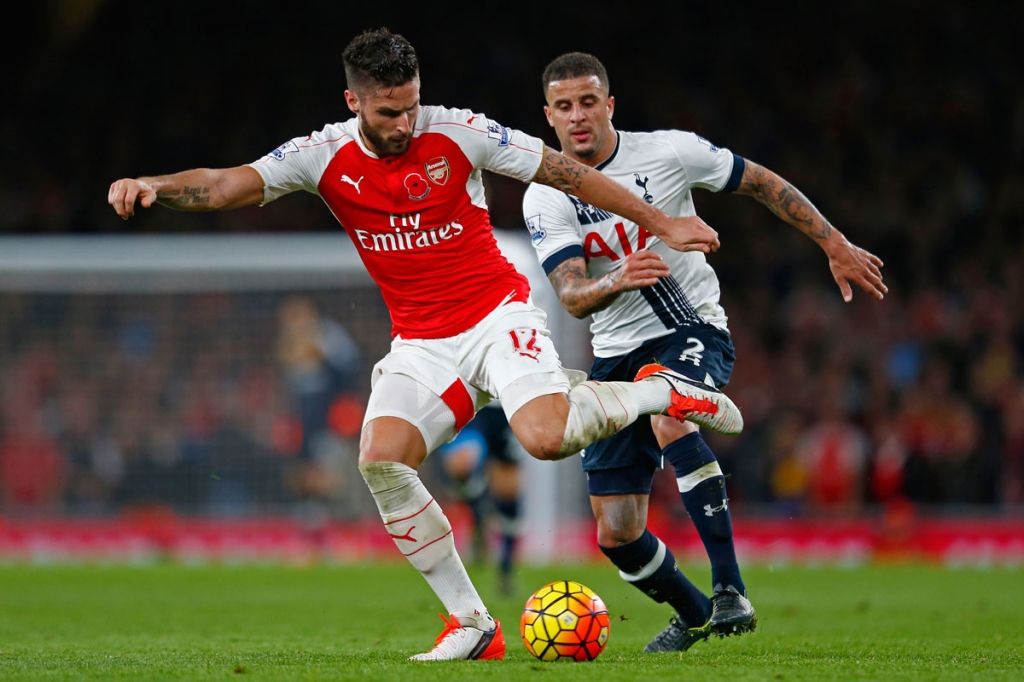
522, 130, 742, 357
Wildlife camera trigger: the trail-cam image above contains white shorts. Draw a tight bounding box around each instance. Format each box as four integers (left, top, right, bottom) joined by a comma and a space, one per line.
363, 298, 575, 454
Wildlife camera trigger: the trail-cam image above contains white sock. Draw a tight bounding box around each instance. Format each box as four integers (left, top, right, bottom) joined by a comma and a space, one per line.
559, 381, 643, 457
632, 376, 672, 414
359, 461, 493, 629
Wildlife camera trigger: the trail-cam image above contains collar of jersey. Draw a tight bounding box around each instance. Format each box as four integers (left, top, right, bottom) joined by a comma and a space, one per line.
595, 132, 621, 171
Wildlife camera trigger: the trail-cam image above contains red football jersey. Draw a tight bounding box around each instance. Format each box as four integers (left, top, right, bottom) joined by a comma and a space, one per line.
249, 106, 545, 339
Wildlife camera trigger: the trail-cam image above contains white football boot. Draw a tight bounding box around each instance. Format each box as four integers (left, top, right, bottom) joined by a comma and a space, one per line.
409, 611, 505, 661
635, 363, 744, 435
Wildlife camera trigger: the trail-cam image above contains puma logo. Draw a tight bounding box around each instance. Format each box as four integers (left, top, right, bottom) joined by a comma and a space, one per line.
388, 526, 417, 542
341, 174, 364, 194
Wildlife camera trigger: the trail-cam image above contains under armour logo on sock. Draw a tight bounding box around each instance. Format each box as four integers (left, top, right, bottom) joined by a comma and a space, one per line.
389, 527, 418, 542
703, 500, 728, 516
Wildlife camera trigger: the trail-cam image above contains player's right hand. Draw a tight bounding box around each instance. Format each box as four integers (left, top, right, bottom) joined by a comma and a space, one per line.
658, 215, 720, 254
612, 250, 672, 292
108, 178, 156, 220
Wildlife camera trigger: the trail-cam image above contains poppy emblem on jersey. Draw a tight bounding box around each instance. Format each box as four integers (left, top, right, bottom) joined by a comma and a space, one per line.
404, 172, 431, 200
425, 157, 450, 186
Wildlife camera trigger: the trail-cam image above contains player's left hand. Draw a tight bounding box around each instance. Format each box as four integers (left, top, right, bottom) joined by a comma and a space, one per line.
827, 238, 886, 302
656, 215, 720, 253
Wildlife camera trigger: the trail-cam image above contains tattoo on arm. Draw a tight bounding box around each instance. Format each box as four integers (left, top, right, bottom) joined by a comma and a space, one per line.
533, 149, 589, 194
164, 185, 211, 208
548, 257, 621, 318
739, 163, 832, 241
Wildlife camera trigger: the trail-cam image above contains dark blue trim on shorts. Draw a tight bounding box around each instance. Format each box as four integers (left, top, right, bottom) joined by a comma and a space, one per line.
542, 244, 585, 275
586, 463, 656, 496
724, 154, 745, 192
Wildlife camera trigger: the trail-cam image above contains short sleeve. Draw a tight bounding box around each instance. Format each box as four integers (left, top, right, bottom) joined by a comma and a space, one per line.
522, 184, 585, 275
247, 124, 350, 204
427, 108, 545, 182
668, 131, 743, 193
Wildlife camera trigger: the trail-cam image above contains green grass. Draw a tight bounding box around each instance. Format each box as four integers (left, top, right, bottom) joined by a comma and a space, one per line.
0, 562, 1021, 681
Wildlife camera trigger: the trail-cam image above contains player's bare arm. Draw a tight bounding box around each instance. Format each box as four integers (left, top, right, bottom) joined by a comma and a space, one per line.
532, 147, 720, 254
108, 166, 264, 220
548, 251, 671, 319
735, 160, 887, 302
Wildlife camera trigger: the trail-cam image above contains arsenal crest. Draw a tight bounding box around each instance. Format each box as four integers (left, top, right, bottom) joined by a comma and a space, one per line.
425, 156, 450, 186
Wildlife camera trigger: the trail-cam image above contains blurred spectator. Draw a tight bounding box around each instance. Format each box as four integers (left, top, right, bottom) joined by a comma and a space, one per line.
57, 381, 124, 514
276, 295, 364, 530
433, 403, 522, 595
794, 381, 869, 516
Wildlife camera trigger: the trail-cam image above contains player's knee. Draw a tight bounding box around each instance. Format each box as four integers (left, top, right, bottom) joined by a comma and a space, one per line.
593, 495, 648, 546
358, 416, 427, 468
596, 523, 644, 548
509, 414, 565, 461
358, 445, 395, 466
515, 427, 564, 461
520, 436, 563, 461
651, 414, 697, 446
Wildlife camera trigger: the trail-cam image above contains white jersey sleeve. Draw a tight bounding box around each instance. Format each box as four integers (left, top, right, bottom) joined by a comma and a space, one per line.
418, 107, 545, 182
522, 183, 583, 275
667, 131, 740, 192
247, 122, 356, 204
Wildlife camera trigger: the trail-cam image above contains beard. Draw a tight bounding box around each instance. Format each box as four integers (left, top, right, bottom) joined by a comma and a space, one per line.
359, 116, 411, 157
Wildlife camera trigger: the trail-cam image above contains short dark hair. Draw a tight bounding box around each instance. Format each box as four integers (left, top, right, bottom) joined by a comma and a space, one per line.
342, 28, 419, 94
541, 52, 609, 95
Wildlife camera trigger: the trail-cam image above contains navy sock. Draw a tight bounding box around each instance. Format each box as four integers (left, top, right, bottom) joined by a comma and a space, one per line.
600, 530, 711, 628
493, 498, 518, 577
663, 433, 746, 596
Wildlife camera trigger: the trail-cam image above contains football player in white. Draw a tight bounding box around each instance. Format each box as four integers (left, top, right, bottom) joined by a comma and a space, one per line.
524, 52, 886, 653
108, 30, 744, 662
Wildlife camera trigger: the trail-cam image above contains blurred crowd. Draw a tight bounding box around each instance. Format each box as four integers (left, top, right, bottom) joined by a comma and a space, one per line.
0, 292, 381, 519
3, 1, 1023, 517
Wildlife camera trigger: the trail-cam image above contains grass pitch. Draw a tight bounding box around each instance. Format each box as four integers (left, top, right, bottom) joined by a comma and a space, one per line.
0, 561, 1021, 681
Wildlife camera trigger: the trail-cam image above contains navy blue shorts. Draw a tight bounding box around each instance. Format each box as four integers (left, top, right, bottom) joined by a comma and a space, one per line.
583, 324, 734, 495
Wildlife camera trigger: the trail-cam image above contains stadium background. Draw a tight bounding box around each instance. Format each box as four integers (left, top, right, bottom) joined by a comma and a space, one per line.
2, 0, 1022, 567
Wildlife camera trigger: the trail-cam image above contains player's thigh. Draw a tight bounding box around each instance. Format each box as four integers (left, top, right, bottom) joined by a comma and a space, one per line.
466, 300, 574, 433
363, 358, 480, 461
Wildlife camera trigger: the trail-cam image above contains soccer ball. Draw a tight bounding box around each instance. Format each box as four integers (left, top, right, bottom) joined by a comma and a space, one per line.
520, 580, 610, 661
